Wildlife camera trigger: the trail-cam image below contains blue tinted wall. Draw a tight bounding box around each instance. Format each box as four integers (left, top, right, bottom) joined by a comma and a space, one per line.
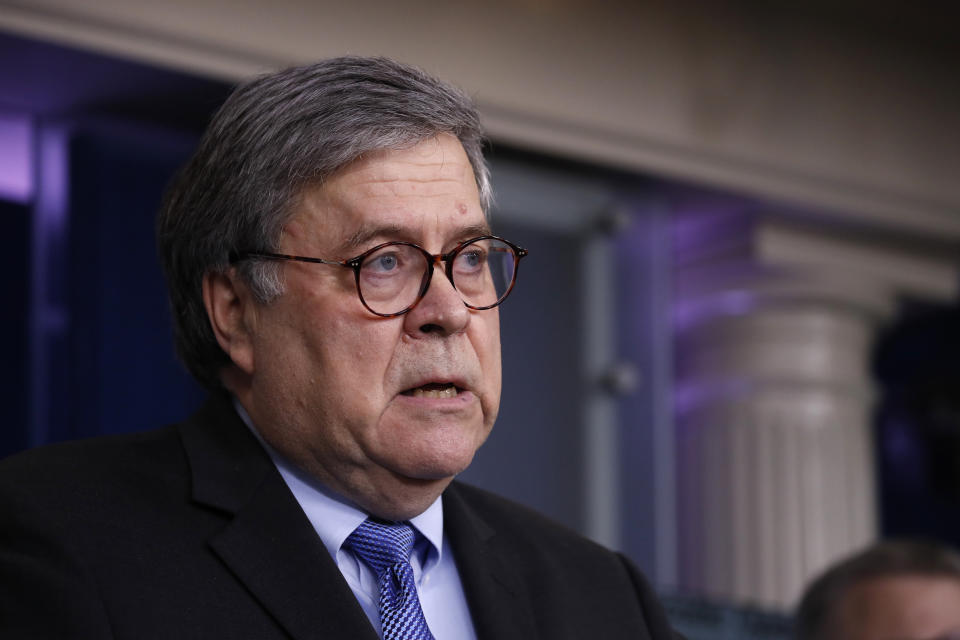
1, 120, 206, 457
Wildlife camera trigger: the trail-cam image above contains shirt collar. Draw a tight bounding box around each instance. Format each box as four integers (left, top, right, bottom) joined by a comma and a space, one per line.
231, 397, 444, 564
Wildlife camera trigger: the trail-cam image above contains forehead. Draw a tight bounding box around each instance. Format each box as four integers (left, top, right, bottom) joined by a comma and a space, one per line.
336, 136, 476, 195
839, 575, 960, 639
290, 135, 486, 250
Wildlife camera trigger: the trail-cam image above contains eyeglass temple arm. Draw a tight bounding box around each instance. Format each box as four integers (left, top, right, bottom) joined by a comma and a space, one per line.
231, 251, 347, 267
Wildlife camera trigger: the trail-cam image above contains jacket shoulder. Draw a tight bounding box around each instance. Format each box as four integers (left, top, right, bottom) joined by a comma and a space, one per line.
0, 426, 185, 500
447, 481, 604, 548
445, 481, 682, 639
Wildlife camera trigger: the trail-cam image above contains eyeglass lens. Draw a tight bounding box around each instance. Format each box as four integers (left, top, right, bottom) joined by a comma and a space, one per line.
357, 237, 518, 315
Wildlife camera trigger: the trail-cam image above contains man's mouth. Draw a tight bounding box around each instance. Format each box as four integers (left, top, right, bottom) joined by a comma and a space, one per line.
401, 382, 462, 399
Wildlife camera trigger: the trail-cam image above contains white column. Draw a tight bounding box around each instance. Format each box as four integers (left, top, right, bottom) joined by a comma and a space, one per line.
672, 212, 959, 610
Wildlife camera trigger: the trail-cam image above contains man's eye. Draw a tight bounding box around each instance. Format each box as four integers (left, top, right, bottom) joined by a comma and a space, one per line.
456, 249, 486, 273
368, 252, 400, 273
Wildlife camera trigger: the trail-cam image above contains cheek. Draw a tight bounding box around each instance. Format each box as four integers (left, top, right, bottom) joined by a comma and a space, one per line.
319, 315, 400, 396
475, 313, 502, 406
261, 302, 386, 394
486, 312, 502, 371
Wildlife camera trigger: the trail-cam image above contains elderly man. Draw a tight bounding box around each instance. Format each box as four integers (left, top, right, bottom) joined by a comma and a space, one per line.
0, 57, 678, 639
794, 540, 960, 640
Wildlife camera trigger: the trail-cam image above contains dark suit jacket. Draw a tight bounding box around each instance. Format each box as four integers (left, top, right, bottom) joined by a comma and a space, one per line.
0, 394, 679, 639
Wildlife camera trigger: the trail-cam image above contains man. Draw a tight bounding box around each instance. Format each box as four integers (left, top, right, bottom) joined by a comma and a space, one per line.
794, 540, 960, 640
0, 56, 679, 639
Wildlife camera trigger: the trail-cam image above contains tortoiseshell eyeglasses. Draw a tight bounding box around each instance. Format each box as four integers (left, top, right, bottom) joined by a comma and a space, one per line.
231, 235, 528, 317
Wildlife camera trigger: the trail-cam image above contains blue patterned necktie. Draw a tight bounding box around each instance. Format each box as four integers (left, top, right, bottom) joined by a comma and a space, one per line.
346, 519, 436, 640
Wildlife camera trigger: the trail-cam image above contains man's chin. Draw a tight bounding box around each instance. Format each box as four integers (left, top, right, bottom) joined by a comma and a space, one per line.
382, 456, 467, 489
357, 438, 482, 515
387, 445, 479, 482
373, 417, 486, 476
361, 472, 455, 521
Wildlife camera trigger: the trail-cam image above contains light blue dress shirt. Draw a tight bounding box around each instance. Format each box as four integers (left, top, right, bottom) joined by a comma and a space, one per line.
234, 400, 477, 640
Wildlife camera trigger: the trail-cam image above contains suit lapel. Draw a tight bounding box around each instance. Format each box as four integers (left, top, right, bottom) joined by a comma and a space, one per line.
179, 395, 378, 640
444, 483, 539, 640
209, 477, 378, 640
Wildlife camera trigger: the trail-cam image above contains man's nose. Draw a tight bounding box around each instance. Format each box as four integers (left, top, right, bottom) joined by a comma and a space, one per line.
402, 262, 470, 336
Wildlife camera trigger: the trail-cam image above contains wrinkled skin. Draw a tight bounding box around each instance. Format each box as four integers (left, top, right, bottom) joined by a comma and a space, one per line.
205, 134, 501, 520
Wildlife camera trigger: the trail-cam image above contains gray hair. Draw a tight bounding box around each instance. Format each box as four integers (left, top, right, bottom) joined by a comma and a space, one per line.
157, 56, 491, 388
793, 539, 960, 640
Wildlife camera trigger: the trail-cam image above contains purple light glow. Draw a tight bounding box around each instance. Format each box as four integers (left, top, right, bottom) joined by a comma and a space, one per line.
672, 289, 757, 332
29, 124, 71, 447
35, 125, 69, 235
673, 378, 754, 417
0, 113, 33, 203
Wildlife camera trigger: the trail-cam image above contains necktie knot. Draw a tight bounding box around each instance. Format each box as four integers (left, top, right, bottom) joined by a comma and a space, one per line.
345, 519, 416, 576
345, 519, 435, 640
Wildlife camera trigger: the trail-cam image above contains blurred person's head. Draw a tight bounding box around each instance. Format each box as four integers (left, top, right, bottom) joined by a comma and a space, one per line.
794, 540, 960, 640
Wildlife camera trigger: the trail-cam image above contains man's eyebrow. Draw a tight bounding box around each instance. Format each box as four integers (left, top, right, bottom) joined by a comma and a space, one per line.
451, 222, 494, 242
342, 224, 407, 252
340, 221, 493, 254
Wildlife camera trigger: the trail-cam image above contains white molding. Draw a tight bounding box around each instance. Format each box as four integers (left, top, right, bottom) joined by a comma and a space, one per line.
757, 222, 959, 302
481, 105, 960, 241
3, 1, 959, 241
0, 3, 274, 79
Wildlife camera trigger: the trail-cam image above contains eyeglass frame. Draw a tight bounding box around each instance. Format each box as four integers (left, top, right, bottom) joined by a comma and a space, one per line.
230, 234, 528, 318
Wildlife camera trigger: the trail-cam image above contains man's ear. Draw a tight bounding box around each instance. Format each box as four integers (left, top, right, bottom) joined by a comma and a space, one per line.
202, 269, 257, 376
